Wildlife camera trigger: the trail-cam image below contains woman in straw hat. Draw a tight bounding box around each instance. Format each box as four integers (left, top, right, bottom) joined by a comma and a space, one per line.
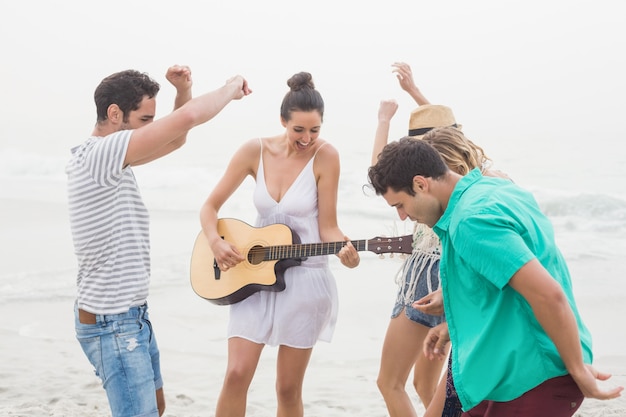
371, 62, 506, 417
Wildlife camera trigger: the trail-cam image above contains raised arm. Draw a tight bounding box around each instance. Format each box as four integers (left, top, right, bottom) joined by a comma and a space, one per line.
166, 64, 194, 145
370, 99, 399, 165
168, 65, 193, 111
371, 63, 433, 165
125, 74, 251, 167
392, 62, 430, 106
131, 65, 194, 165
509, 259, 623, 400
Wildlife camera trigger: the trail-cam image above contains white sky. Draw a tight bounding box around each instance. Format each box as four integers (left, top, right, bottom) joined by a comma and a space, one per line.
1, 0, 625, 167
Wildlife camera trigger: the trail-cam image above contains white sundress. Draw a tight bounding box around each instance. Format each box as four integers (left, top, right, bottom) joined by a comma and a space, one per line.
227, 139, 339, 348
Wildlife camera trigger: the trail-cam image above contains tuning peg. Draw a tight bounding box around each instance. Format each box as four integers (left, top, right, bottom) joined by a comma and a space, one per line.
389, 253, 394, 258
379, 254, 385, 259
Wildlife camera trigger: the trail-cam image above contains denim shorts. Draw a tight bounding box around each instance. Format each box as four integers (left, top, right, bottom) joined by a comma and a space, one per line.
74, 303, 162, 417
391, 256, 445, 328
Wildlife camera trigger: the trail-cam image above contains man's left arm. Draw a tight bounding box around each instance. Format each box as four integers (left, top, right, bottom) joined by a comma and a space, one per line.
509, 259, 623, 400
132, 65, 193, 165
164, 64, 193, 146
168, 65, 193, 110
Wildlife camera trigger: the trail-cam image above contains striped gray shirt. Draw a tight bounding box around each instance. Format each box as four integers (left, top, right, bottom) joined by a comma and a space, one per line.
66, 130, 150, 314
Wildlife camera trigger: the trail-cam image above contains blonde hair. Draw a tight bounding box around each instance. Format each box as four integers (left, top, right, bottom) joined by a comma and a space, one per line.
420, 126, 492, 175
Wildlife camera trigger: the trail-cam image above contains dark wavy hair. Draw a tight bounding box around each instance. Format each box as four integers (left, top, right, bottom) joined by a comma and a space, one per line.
368, 137, 448, 196
94, 70, 160, 123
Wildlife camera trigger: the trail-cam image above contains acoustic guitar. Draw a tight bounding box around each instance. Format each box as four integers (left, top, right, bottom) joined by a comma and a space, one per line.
190, 218, 413, 305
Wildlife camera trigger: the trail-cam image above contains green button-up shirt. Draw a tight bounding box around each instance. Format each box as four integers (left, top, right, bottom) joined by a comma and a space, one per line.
433, 168, 593, 410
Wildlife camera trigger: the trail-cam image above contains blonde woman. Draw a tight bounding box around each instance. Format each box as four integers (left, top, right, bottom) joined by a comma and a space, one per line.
371, 62, 505, 417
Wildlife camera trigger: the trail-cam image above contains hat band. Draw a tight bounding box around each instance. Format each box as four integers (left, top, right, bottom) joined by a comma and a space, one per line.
408, 123, 458, 137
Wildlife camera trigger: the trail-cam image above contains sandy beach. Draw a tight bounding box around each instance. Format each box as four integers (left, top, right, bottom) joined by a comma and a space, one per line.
1, 191, 625, 417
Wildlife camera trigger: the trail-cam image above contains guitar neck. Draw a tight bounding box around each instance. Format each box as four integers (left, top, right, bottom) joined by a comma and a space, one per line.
265, 239, 368, 261
246, 234, 413, 262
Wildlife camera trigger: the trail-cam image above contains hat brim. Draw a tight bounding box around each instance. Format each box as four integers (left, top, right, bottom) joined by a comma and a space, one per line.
408, 124, 463, 138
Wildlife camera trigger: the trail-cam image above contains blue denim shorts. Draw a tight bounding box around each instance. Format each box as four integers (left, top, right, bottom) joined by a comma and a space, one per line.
74, 303, 162, 417
391, 256, 445, 328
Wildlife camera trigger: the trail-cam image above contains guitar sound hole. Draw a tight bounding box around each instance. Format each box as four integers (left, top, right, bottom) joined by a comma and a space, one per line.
248, 245, 265, 265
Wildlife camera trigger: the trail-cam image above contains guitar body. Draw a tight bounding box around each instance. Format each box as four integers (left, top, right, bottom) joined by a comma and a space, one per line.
190, 218, 302, 305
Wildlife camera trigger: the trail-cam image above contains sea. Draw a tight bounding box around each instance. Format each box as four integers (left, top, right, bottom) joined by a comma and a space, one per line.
0, 127, 626, 286
1, 129, 625, 352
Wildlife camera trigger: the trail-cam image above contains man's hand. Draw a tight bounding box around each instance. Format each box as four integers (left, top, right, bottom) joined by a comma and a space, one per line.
166, 65, 193, 92
423, 322, 450, 361
571, 364, 623, 400
225, 75, 252, 100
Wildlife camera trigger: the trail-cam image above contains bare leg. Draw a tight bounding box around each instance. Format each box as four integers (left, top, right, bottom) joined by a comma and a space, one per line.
423, 368, 447, 417
412, 340, 448, 407
377, 311, 435, 417
215, 337, 264, 417
275, 345, 313, 417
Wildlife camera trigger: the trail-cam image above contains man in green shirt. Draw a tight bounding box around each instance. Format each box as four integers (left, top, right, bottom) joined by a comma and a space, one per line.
367, 132, 623, 416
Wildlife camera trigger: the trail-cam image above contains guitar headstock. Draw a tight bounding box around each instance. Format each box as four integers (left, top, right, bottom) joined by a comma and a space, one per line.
367, 234, 413, 256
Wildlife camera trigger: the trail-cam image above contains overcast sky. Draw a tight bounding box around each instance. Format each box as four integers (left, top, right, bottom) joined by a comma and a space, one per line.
1, 0, 624, 167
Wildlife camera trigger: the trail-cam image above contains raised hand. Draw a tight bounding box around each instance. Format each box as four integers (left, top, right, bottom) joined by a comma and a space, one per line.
225, 75, 252, 100
392, 62, 416, 94
378, 99, 399, 124
166, 65, 193, 92
391, 62, 429, 106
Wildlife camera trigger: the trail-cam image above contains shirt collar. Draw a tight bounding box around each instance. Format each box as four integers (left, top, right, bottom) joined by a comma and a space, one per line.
433, 167, 483, 234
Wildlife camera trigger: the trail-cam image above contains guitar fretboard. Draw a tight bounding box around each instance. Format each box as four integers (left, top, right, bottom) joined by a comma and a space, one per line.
249, 235, 413, 261
254, 240, 367, 261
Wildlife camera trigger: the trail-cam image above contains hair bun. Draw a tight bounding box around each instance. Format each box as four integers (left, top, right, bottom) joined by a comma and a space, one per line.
287, 72, 315, 91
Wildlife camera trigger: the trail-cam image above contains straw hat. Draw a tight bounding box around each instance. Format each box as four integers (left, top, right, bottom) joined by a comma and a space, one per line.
408, 104, 461, 138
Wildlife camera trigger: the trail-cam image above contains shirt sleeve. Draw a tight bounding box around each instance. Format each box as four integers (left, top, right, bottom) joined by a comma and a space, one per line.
452, 208, 536, 289
85, 130, 132, 187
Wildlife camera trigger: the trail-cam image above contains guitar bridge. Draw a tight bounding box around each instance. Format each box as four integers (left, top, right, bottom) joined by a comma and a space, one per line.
213, 259, 221, 280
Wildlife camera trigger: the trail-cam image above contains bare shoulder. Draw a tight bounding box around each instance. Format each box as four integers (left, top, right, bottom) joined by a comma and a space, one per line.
225, 138, 262, 178
234, 137, 262, 159
313, 139, 340, 177
314, 139, 339, 160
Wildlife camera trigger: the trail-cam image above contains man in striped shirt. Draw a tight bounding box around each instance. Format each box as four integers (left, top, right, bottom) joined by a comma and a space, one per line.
67, 66, 251, 417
